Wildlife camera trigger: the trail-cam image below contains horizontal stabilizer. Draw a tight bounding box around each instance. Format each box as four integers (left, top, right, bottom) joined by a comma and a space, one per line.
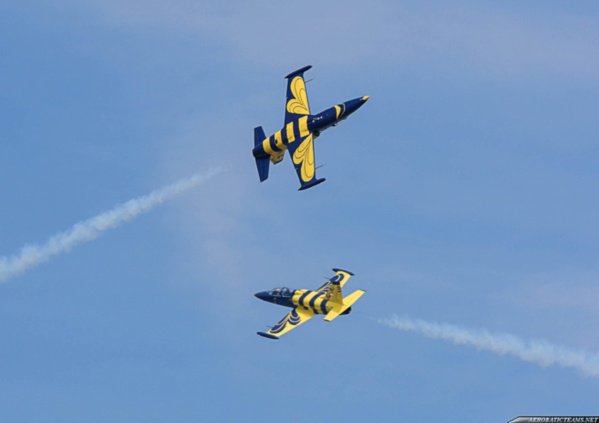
343, 289, 365, 308
254, 126, 270, 182
324, 289, 365, 322
254, 126, 266, 147
255, 157, 270, 182
324, 308, 341, 322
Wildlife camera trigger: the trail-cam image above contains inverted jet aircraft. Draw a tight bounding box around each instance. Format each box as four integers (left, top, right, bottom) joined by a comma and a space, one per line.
254, 268, 365, 340
252, 66, 369, 190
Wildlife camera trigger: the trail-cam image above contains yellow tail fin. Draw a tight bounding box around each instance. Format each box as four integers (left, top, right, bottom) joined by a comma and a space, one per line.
327, 282, 343, 304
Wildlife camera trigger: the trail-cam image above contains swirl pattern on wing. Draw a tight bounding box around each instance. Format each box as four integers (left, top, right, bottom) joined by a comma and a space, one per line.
270, 310, 301, 334
286, 77, 310, 115
292, 134, 315, 182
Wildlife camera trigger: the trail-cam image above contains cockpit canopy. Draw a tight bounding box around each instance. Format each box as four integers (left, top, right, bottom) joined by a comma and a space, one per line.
269, 287, 293, 298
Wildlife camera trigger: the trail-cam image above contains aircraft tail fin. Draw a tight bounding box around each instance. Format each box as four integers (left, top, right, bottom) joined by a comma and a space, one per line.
254, 126, 270, 182
323, 269, 365, 322
327, 277, 343, 304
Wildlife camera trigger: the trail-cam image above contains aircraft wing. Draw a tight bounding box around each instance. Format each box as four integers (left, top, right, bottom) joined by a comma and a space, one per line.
287, 132, 325, 190
316, 268, 354, 293
284, 66, 325, 190
284, 65, 312, 124
257, 307, 315, 340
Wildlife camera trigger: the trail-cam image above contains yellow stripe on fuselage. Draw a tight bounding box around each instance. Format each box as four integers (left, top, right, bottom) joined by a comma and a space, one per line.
298, 116, 310, 138
302, 291, 318, 308
286, 122, 296, 144
313, 295, 329, 314
274, 131, 285, 150
292, 290, 307, 309
291, 289, 331, 315
262, 132, 287, 157
262, 137, 274, 155
304, 291, 325, 314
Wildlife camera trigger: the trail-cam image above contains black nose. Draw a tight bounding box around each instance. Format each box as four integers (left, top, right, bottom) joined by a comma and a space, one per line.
254, 291, 269, 301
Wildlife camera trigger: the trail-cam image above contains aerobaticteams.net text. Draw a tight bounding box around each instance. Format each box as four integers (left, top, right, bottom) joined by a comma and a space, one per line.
509, 417, 599, 423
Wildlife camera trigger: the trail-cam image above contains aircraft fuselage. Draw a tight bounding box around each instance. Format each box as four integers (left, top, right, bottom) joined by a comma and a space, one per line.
255, 288, 351, 316
252, 96, 369, 161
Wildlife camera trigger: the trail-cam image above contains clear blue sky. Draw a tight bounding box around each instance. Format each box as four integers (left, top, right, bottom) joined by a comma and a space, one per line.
1, 1, 598, 421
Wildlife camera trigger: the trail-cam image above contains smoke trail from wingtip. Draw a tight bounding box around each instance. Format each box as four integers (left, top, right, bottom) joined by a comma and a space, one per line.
0, 167, 224, 283
379, 315, 599, 378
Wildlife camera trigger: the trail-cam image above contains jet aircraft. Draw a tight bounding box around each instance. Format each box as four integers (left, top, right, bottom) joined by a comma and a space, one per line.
252, 66, 369, 190
254, 268, 365, 339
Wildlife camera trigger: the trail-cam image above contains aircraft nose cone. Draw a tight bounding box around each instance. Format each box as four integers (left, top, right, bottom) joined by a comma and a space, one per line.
362, 95, 370, 102
254, 291, 269, 301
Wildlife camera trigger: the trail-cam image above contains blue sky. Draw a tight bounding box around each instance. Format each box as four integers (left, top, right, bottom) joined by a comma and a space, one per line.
1, 1, 599, 421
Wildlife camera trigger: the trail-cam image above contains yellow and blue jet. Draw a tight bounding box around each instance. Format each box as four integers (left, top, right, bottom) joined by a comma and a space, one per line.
252, 66, 369, 190
254, 268, 365, 340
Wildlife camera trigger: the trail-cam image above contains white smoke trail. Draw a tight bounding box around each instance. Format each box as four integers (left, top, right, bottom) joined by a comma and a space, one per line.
379, 315, 599, 377
0, 167, 224, 283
